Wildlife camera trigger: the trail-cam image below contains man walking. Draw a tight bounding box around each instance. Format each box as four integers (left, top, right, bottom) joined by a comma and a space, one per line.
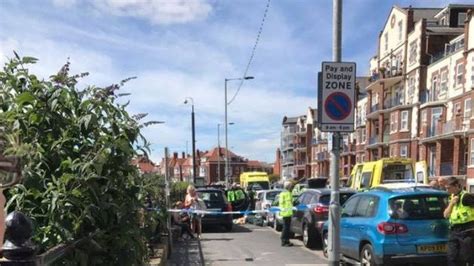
279, 181, 294, 247
443, 176, 474, 266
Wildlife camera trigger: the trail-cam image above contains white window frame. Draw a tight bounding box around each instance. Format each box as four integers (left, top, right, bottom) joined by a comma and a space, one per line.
440, 70, 448, 94
409, 41, 417, 65
471, 138, 474, 166
456, 63, 464, 87
459, 12, 467, 26
384, 33, 388, 53
390, 112, 398, 133
464, 98, 471, 119
408, 76, 415, 99
398, 20, 403, 41
400, 144, 408, 158
401, 110, 409, 131
431, 75, 438, 100
361, 129, 366, 144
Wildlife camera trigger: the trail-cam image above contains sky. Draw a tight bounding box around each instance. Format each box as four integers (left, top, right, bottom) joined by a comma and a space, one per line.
1, 0, 471, 164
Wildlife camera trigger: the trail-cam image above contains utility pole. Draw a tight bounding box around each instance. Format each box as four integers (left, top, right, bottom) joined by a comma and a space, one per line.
184, 97, 197, 184
217, 123, 221, 181
328, 0, 342, 265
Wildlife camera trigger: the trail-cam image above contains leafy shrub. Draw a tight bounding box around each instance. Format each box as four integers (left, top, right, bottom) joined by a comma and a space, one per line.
0, 54, 156, 264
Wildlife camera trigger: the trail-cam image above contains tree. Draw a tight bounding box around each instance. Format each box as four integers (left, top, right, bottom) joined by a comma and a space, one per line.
0, 53, 154, 264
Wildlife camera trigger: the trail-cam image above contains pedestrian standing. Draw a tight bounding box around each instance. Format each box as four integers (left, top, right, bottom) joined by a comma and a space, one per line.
184, 185, 203, 239
279, 181, 294, 247
443, 176, 474, 266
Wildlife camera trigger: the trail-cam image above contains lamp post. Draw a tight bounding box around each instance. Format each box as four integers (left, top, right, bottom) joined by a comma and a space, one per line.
217, 123, 221, 182
224, 76, 254, 187
184, 97, 196, 184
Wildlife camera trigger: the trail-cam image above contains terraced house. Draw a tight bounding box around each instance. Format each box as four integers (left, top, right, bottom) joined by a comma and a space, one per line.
280, 4, 474, 184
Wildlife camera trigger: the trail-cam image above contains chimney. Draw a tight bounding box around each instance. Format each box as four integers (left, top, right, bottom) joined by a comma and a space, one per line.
173, 152, 178, 159
182, 152, 185, 158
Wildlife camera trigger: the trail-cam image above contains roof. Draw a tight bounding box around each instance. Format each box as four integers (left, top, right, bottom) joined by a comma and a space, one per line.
411, 8, 442, 22
303, 188, 357, 194
366, 185, 448, 196
202, 147, 239, 161
282, 116, 299, 124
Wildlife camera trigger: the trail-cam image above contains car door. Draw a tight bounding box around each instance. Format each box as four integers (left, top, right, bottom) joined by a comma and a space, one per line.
291, 192, 311, 234
340, 195, 360, 256
343, 195, 378, 259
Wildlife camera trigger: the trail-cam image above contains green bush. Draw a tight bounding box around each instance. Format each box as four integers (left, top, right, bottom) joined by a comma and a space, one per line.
0, 54, 158, 264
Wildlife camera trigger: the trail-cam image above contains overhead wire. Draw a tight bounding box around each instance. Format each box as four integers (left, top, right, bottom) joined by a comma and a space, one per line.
227, 0, 271, 106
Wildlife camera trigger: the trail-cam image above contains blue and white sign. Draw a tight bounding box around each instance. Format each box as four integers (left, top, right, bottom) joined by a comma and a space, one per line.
318, 62, 356, 132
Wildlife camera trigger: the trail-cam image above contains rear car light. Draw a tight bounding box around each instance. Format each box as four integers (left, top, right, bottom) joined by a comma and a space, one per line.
377, 222, 408, 234
313, 204, 329, 214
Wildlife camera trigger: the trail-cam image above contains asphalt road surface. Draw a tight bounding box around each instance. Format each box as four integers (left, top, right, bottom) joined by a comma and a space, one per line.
167, 223, 328, 266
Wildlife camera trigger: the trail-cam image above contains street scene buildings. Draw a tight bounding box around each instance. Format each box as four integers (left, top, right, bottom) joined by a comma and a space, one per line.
280, 5, 474, 185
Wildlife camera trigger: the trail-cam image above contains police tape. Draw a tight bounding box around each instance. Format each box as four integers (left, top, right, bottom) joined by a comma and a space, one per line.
158, 204, 314, 215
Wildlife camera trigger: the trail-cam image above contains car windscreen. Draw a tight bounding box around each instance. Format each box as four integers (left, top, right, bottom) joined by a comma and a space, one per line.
198, 191, 224, 202
319, 192, 355, 206
389, 194, 448, 220
249, 181, 269, 190
266, 191, 281, 201
382, 163, 414, 183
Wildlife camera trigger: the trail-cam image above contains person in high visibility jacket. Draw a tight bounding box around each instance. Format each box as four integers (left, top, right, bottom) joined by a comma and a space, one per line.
279, 181, 294, 247
443, 176, 474, 266
227, 189, 235, 203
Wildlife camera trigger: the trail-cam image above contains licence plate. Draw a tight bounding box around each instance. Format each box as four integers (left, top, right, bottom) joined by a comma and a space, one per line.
416, 244, 447, 254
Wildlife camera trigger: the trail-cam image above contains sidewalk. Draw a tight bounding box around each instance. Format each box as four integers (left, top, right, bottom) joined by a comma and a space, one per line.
167, 238, 204, 266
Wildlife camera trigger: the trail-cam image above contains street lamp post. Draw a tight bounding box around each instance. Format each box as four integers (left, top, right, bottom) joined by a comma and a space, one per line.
224, 76, 254, 187
184, 97, 196, 184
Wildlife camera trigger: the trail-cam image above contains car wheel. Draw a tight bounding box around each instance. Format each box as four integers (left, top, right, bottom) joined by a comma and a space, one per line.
224, 223, 233, 232
360, 244, 378, 266
322, 231, 328, 258
302, 223, 316, 248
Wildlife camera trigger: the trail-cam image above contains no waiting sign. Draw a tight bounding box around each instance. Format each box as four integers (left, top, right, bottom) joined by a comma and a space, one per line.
317, 61, 356, 132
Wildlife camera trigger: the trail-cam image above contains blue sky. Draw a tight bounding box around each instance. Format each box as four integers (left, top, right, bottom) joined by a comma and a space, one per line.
0, 0, 470, 164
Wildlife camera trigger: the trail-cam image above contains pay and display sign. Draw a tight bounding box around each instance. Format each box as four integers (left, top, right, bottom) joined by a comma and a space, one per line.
317, 61, 356, 132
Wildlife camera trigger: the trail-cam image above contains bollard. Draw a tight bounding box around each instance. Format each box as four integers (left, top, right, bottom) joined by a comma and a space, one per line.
2, 211, 36, 265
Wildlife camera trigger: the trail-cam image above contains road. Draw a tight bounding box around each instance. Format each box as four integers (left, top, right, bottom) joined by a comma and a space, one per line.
167, 223, 328, 266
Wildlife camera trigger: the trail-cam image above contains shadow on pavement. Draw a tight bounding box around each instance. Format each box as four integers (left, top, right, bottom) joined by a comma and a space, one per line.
167, 238, 205, 266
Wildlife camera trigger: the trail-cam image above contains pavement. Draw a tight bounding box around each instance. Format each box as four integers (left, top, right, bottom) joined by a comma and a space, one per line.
167, 237, 204, 266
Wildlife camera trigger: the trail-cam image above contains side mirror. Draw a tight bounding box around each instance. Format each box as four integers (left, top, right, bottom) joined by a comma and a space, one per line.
0, 157, 21, 188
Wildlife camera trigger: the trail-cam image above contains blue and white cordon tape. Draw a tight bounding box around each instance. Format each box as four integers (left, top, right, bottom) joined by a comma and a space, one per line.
162, 204, 314, 216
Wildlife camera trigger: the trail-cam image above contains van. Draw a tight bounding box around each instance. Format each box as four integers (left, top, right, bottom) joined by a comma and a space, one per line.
348, 158, 427, 190
239, 171, 270, 191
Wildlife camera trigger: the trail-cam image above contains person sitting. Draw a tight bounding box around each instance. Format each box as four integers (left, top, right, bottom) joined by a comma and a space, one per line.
172, 201, 195, 240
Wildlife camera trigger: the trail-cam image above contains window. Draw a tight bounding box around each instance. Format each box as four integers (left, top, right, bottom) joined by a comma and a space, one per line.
471, 139, 474, 165
361, 154, 366, 162
384, 33, 388, 52
390, 112, 398, 133
342, 196, 359, 217
465, 98, 471, 119
440, 70, 448, 94
398, 21, 403, 41
355, 196, 378, 217
389, 196, 447, 220
401, 111, 409, 131
409, 41, 417, 65
440, 17, 446, 26
431, 75, 438, 100
360, 172, 372, 189
361, 129, 366, 143
407, 76, 415, 98
456, 63, 464, 86
400, 144, 408, 158
455, 102, 462, 115
458, 12, 467, 26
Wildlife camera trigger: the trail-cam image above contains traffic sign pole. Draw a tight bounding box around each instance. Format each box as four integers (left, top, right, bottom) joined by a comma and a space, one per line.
328, 0, 341, 265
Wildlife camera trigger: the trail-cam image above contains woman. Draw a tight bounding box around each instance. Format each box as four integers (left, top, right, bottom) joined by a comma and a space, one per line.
172, 201, 195, 240
184, 185, 202, 239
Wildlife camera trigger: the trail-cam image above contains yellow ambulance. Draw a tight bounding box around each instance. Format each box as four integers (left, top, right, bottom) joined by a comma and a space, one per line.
348, 158, 428, 190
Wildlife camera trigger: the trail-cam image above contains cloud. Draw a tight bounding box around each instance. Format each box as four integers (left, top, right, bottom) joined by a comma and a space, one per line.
51, 0, 214, 25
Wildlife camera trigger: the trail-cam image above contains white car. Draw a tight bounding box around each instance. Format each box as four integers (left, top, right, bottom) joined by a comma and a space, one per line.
255, 189, 283, 226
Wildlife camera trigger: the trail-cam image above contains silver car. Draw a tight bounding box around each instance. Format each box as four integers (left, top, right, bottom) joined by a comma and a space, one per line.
255, 189, 283, 226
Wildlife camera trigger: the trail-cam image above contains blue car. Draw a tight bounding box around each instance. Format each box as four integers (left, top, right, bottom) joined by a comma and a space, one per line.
322, 186, 449, 265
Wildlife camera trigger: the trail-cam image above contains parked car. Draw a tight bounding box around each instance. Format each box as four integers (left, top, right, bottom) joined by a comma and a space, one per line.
321, 186, 449, 265
196, 188, 233, 232
268, 193, 299, 231
291, 188, 356, 248
254, 189, 283, 226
